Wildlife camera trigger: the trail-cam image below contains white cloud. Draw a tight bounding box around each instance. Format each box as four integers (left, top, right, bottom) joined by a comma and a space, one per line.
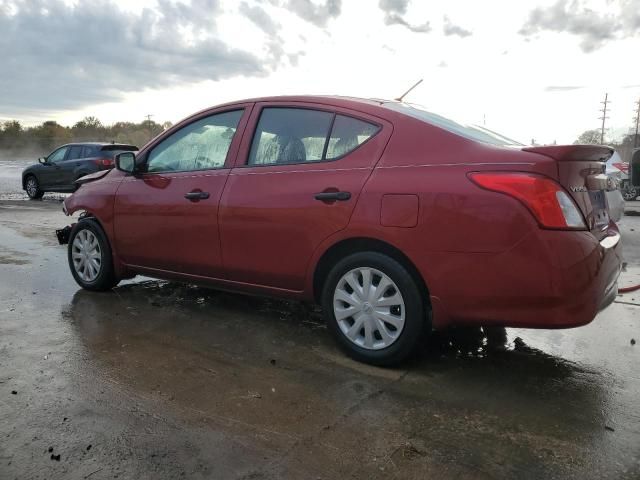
2, 0, 640, 145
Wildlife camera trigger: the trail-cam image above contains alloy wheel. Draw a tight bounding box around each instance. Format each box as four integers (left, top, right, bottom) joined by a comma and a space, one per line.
26, 178, 38, 197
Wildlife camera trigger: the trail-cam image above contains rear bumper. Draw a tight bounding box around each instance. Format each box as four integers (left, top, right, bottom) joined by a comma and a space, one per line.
423, 225, 622, 330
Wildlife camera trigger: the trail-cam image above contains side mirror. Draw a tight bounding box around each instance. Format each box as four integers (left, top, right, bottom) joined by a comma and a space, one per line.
115, 152, 136, 173
38, 157, 47, 165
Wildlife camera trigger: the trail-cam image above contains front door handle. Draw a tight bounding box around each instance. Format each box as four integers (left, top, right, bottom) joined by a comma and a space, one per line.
314, 191, 351, 202
184, 191, 210, 201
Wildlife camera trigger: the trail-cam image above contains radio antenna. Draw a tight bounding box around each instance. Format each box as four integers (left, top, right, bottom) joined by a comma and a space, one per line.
395, 79, 423, 102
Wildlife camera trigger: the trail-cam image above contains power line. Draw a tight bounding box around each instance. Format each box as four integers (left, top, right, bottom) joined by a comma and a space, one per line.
599, 93, 610, 145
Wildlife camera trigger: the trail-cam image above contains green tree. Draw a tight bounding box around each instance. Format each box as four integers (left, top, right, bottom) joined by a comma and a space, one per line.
574, 129, 603, 145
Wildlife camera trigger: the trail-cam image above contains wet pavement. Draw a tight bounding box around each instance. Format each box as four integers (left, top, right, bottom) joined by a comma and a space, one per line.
1, 198, 639, 480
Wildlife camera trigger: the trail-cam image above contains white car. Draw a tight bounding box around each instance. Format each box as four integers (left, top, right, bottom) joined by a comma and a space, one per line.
604, 151, 626, 222
606, 150, 638, 201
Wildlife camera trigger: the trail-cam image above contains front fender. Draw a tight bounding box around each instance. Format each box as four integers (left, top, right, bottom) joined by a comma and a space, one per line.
62, 173, 126, 276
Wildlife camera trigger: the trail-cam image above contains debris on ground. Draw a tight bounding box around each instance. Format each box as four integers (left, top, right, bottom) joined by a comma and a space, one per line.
631, 339, 636, 346
86, 444, 92, 451
269, 359, 276, 366
605, 426, 615, 432
50, 454, 60, 461
11, 390, 17, 395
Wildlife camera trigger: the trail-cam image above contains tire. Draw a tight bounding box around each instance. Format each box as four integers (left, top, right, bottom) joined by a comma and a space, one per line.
67, 219, 119, 291
321, 251, 428, 366
622, 186, 638, 201
25, 175, 44, 199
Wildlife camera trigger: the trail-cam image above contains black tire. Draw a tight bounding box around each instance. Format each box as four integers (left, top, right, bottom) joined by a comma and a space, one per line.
321, 251, 428, 366
67, 219, 119, 291
24, 175, 44, 199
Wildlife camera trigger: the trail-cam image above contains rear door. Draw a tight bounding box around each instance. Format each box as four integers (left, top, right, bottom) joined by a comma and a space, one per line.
113, 106, 251, 278
219, 102, 392, 291
58, 145, 85, 187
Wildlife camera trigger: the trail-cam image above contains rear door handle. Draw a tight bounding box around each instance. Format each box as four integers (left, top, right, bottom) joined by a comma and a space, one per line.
184, 191, 210, 201
314, 191, 351, 202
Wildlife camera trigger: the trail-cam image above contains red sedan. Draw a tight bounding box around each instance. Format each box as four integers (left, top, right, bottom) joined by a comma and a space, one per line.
61, 96, 622, 365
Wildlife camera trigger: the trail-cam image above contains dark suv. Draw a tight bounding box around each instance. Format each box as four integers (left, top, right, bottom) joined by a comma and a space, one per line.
22, 143, 138, 199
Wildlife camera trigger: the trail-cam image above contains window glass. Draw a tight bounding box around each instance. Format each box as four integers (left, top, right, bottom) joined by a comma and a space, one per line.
325, 115, 380, 160
382, 102, 523, 147
147, 110, 243, 173
67, 145, 84, 160
47, 147, 68, 163
82, 145, 100, 158
248, 108, 333, 165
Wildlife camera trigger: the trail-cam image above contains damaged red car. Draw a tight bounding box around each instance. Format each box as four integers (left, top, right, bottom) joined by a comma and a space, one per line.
60, 96, 622, 365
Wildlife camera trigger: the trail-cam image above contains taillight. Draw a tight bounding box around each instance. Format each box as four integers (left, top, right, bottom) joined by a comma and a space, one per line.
468, 172, 586, 230
94, 158, 113, 167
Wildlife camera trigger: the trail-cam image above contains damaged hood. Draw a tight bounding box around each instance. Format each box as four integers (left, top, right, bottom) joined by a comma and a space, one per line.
75, 169, 111, 185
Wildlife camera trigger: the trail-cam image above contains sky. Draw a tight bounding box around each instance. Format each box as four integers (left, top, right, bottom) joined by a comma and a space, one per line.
1, 0, 639, 144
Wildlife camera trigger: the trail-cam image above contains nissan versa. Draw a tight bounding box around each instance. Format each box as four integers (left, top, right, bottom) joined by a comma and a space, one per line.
59, 96, 622, 365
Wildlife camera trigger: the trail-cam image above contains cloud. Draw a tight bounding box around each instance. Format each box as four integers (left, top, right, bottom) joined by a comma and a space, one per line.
443, 16, 471, 37
0, 0, 287, 114
544, 86, 585, 91
240, 2, 280, 36
519, 0, 640, 52
286, 0, 341, 28
378, 0, 431, 33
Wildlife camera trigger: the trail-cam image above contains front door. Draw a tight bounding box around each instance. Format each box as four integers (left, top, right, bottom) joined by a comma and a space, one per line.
113, 107, 250, 278
39, 146, 69, 187
219, 103, 392, 291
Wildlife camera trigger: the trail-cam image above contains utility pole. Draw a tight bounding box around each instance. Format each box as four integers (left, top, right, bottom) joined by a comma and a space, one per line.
633, 98, 640, 149
145, 114, 154, 140
599, 93, 610, 144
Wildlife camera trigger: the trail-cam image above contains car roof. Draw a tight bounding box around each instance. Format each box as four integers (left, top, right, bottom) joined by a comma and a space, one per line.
200, 95, 401, 118
60, 142, 138, 148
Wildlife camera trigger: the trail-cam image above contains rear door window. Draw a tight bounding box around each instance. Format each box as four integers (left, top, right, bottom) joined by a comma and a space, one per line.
248, 108, 380, 165
249, 108, 333, 165
82, 145, 100, 158
326, 116, 380, 160
67, 145, 84, 160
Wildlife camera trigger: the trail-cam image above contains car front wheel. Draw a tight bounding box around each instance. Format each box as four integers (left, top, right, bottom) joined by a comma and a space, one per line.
25, 175, 44, 199
622, 185, 638, 201
322, 252, 428, 366
67, 219, 118, 291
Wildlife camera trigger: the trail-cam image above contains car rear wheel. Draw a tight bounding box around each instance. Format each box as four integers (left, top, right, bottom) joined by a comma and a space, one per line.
25, 175, 44, 199
322, 252, 428, 366
68, 219, 118, 291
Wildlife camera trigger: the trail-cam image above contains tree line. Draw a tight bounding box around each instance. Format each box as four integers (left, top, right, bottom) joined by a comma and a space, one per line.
574, 129, 639, 162
0, 117, 173, 159
2, 116, 638, 161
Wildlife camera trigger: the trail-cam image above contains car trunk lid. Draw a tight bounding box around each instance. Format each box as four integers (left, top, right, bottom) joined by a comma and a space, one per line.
522, 145, 614, 239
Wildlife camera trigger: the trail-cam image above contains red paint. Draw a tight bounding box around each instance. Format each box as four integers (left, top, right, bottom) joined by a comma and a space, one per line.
63, 95, 622, 330
380, 194, 419, 227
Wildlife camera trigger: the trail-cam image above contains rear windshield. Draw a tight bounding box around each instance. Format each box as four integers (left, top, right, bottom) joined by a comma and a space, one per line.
382, 102, 524, 147
100, 149, 138, 159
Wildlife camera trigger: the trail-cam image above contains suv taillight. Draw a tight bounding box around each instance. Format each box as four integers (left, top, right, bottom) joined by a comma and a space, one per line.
94, 158, 113, 167
468, 172, 586, 230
